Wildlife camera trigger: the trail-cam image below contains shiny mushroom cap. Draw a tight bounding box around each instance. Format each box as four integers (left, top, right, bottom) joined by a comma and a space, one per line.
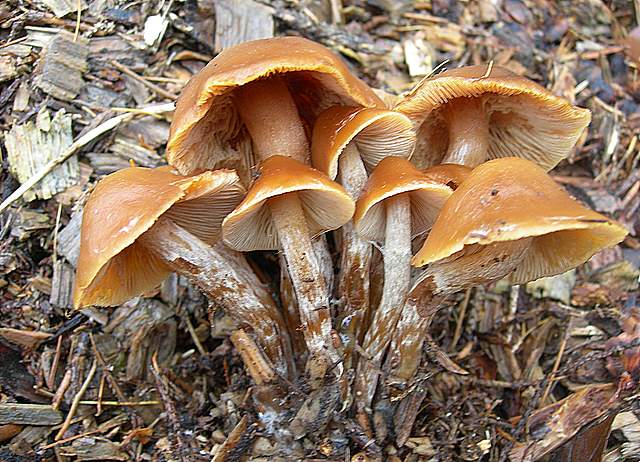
354, 156, 453, 242
394, 65, 591, 170
222, 155, 355, 251
311, 106, 416, 180
423, 163, 472, 190
414, 157, 628, 284
74, 167, 245, 307
167, 37, 384, 180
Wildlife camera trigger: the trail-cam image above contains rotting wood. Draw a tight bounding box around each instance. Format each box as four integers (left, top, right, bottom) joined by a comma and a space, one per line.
0, 403, 63, 426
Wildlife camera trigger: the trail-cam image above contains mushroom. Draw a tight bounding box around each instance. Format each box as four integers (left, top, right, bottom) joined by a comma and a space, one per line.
394, 65, 592, 169
167, 37, 383, 383
311, 106, 415, 352
222, 155, 355, 383
351, 156, 452, 409
166, 37, 383, 182
384, 157, 629, 395
73, 166, 293, 378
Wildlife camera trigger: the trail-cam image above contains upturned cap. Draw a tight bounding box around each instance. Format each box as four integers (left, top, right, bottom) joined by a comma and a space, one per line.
311, 106, 415, 179
222, 155, 355, 251
74, 167, 244, 307
394, 65, 591, 170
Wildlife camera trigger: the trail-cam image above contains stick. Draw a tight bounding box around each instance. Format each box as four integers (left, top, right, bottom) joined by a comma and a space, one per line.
0, 102, 174, 214
55, 360, 97, 440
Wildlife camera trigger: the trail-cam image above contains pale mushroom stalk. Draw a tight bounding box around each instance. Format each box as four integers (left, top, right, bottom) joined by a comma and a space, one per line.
235, 78, 340, 381
350, 157, 451, 410
337, 143, 372, 345
139, 217, 293, 378
355, 194, 412, 409
441, 98, 489, 166
385, 238, 533, 387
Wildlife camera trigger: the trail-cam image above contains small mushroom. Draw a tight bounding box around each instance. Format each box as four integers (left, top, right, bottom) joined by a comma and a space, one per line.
222, 155, 355, 383
394, 65, 591, 169
352, 156, 452, 409
311, 106, 415, 351
73, 167, 292, 378
385, 157, 629, 391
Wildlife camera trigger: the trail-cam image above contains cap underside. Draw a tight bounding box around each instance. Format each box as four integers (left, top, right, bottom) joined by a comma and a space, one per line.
74, 168, 244, 307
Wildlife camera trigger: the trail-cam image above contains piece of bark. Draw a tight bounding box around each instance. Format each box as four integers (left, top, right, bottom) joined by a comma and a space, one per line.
0, 55, 18, 83
57, 210, 82, 267
61, 437, 129, 461
0, 424, 22, 443
0, 328, 51, 349
34, 31, 88, 101
509, 384, 618, 462
4, 108, 79, 202
214, 0, 274, 52
0, 404, 63, 426
50, 260, 75, 308
8, 209, 51, 241
212, 415, 256, 462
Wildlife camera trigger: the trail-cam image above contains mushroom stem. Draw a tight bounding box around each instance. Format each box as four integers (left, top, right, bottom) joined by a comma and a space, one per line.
139, 217, 292, 379
355, 193, 412, 410
234, 78, 309, 163
385, 237, 534, 387
441, 98, 489, 167
268, 193, 340, 384
337, 144, 372, 347
235, 77, 340, 383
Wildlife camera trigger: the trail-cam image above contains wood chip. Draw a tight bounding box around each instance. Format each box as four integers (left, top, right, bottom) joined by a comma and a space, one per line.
34, 31, 88, 101
214, 0, 274, 52
57, 210, 83, 267
4, 109, 79, 202
50, 260, 75, 308
0, 404, 63, 426
0, 328, 51, 349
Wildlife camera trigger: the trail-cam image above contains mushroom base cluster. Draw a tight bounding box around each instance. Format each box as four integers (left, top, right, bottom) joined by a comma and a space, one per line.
73, 37, 628, 457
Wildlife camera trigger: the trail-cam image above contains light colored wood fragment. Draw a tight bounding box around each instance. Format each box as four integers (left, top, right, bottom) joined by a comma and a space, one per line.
4, 109, 79, 202
214, 0, 274, 52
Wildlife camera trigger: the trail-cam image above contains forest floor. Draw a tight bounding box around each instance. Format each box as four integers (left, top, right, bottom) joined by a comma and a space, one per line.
0, 0, 639, 461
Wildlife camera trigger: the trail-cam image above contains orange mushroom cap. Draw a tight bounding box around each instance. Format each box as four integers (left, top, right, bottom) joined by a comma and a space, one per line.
167, 37, 384, 179
311, 106, 415, 180
222, 155, 355, 251
394, 65, 591, 170
354, 156, 452, 242
414, 157, 628, 284
74, 167, 245, 307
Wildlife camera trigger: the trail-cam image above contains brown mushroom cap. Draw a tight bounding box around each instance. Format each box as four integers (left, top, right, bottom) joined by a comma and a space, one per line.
394, 65, 591, 170
354, 156, 452, 242
422, 163, 472, 190
413, 157, 628, 283
74, 167, 245, 307
311, 106, 416, 179
167, 37, 384, 179
222, 155, 355, 251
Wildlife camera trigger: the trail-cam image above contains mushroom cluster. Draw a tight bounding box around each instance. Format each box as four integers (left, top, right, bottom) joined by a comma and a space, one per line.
74, 37, 628, 451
